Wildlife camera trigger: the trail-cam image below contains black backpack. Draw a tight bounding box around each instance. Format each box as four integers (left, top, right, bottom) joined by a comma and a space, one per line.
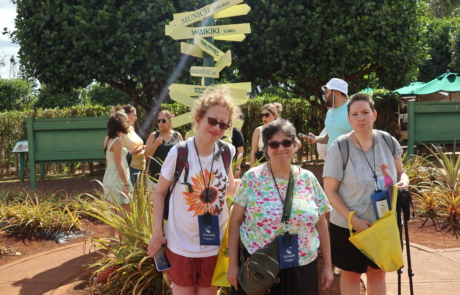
163, 140, 232, 220
337, 130, 396, 170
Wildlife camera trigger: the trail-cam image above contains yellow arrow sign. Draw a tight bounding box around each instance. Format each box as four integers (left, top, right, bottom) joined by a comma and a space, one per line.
169, 91, 196, 108
181, 42, 203, 59
167, 23, 251, 40
194, 37, 224, 60
213, 4, 251, 19
215, 50, 232, 72
171, 0, 243, 26
171, 112, 192, 129
233, 118, 244, 130
169, 83, 252, 95
190, 66, 219, 78
214, 34, 247, 42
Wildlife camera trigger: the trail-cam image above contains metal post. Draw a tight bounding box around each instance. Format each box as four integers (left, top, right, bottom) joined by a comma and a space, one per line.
407, 100, 415, 157
19, 153, 24, 182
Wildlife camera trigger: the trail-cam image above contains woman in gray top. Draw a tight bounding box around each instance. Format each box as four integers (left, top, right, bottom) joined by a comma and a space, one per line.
323, 93, 409, 295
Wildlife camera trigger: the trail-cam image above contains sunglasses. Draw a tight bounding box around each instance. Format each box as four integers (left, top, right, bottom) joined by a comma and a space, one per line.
205, 116, 230, 130
260, 112, 272, 118
321, 86, 329, 94
267, 139, 295, 149
157, 119, 167, 123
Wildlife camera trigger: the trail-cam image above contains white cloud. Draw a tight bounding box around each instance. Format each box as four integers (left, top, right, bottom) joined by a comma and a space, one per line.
0, 0, 19, 78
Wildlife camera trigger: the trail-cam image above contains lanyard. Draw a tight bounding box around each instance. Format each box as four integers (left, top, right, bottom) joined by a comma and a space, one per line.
355, 132, 382, 191
269, 163, 292, 210
193, 138, 215, 212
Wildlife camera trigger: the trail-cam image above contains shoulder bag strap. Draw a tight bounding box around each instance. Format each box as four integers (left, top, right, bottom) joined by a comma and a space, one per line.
281, 165, 297, 224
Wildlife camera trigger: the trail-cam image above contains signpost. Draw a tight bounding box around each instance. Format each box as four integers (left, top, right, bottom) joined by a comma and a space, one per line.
165, 0, 252, 135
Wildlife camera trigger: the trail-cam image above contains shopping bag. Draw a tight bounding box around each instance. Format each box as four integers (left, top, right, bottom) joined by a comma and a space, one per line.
211, 217, 230, 287
348, 186, 404, 272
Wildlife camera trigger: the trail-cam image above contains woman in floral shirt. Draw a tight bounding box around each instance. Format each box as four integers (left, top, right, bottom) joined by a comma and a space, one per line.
227, 119, 333, 295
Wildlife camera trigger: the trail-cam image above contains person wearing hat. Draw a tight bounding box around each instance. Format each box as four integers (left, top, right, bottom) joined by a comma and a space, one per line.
302, 78, 353, 150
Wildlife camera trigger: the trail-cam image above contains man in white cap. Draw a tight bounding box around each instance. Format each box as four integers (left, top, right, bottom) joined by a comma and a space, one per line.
303, 78, 353, 149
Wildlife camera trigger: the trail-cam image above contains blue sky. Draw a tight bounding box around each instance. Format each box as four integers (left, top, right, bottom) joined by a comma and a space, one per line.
0, 0, 19, 78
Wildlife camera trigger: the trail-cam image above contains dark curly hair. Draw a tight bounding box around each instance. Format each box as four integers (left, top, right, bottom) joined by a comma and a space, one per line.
107, 112, 129, 138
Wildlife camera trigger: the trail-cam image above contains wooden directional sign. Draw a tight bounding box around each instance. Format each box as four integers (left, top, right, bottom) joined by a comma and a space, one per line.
214, 34, 246, 42
171, 112, 192, 129
213, 4, 251, 19
181, 42, 203, 59
167, 23, 251, 40
215, 50, 232, 71
169, 91, 196, 108
195, 37, 224, 60
190, 66, 219, 78
169, 83, 252, 95
171, 0, 243, 26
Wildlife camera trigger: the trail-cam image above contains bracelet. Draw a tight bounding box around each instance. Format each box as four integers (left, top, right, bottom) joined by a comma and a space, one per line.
123, 183, 129, 186
235, 169, 240, 170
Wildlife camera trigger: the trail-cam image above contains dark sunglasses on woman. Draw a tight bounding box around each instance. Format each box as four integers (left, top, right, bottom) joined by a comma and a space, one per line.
157, 119, 167, 123
260, 112, 272, 118
267, 139, 294, 149
206, 116, 230, 130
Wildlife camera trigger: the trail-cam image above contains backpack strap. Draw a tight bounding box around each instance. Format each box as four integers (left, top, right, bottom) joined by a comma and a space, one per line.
376, 130, 396, 156
215, 140, 232, 174
337, 136, 350, 170
154, 130, 160, 140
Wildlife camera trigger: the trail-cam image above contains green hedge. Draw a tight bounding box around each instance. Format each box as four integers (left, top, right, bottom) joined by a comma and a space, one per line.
0, 92, 398, 178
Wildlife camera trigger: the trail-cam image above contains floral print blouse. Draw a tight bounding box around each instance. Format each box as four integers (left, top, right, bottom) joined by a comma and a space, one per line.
233, 164, 332, 266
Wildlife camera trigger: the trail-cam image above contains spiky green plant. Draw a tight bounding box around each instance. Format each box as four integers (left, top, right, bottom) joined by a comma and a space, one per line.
87, 171, 171, 295
424, 143, 460, 190
415, 190, 441, 218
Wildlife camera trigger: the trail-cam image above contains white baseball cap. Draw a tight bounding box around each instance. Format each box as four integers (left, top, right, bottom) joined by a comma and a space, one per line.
322, 78, 349, 97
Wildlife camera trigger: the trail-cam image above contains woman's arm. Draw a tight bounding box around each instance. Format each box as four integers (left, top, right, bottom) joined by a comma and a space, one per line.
144, 133, 161, 160
249, 128, 260, 167
324, 177, 372, 233
177, 132, 184, 141
394, 158, 409, 189
234, 146, 244, 178
315, 214, 333, 290
112, 139, 130, 194
147, 174, 172, 257
227, 203, 245, 290
225, 162, 241, 196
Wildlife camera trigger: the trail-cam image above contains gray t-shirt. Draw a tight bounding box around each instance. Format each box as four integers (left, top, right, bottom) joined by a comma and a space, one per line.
323, 131, 403, 228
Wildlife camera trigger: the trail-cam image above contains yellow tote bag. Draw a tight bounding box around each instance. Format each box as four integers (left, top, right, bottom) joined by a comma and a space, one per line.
348, 186, 404, 272
211, 217, 230, 287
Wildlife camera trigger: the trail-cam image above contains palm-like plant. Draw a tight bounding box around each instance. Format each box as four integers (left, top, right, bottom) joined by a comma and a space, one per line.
424, 143, 460, 190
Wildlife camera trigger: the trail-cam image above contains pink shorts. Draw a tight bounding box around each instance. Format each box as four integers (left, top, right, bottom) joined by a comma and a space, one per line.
165, 247, 218, 288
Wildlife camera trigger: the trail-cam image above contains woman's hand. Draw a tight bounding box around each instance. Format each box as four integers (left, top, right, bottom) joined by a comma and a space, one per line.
227, 263, 240, 290
147, 233, 167, 258
351, 215, 372, 233
395, 179, 409, 190
122, 184, 129, 195
130, 145, 142, 155
320, 265, 334, 290
154, 135, 163, 146
234, 169, 241, 179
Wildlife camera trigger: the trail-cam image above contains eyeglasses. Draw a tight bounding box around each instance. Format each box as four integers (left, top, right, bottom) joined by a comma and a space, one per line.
157, 119, 167, 124
267, 139, 295, 149
260, 112, 272, 118
321, 86, 329, 94
205, 116, 230, 130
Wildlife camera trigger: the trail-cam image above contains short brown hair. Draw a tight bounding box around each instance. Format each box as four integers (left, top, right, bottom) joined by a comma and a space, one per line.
191, 85, 241, 131
114, 105, 135, 115
348, 93, 375, 113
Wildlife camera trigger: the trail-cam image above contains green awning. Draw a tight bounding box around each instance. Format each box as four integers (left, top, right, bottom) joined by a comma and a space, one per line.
394, 82, 426, 95
413, 72, 460, 95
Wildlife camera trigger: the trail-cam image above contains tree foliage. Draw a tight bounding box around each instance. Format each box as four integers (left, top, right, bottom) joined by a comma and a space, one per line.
7, 0, 208, 114
418, 18, 460, 82
86, 83, 131, 106
0, 78, 35, 110
425, 0, 460, 19
226, 0, 427, 106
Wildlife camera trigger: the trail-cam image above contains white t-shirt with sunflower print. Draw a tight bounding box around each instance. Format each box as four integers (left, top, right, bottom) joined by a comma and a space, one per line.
233, 164, 332, 266
161, 137, 235, 258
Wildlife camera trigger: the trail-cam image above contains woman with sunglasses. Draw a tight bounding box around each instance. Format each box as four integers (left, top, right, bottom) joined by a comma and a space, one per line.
323, 94, 408, 295
147, 86, 240, 295
116, 105, 146, 186
249, 103, 282, 167
145, 110, 184, 185
227, 118, 333, 295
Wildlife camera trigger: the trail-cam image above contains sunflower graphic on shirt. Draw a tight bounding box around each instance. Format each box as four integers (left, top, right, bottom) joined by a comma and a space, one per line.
183, 168, 228, 217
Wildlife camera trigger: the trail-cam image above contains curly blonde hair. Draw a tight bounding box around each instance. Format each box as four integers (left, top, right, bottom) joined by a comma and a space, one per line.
262, 102, 282, 118
191, 85, 242, 131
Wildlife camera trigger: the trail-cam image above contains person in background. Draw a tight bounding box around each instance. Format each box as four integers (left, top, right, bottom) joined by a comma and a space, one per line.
145, 110, 184, 184
147, 86, 241, 295
227, 118, 333, 294
116, 105, 146, 186
222, 127, 245, 178
323, 94, 409, 295
102, 111, 133, 237
302, 78, 352, 152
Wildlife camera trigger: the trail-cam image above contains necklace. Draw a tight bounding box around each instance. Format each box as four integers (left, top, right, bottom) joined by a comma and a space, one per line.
193, 138, 216, 209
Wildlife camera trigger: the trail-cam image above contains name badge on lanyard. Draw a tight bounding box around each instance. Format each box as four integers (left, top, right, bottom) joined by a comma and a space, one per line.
198, 213, 220, 246
278, 233, 299, 269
